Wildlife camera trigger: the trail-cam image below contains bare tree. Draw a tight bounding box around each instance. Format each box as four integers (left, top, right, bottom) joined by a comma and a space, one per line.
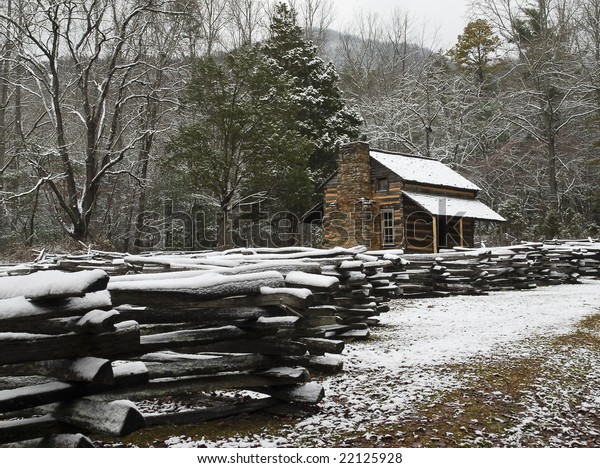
0, 0, 184, 243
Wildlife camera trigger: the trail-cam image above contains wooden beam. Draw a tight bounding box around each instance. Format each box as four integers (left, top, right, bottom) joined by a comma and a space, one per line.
460, 218, 464, 248
432, 215, 438, 254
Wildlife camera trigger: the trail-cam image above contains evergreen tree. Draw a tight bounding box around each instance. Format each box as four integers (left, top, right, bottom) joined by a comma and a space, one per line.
166, 44, 312, 248
448, 19, 501, 83
262, 2, 362, 181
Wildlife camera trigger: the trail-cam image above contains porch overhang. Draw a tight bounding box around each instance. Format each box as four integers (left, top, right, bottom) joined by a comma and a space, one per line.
402, 190, 506, 222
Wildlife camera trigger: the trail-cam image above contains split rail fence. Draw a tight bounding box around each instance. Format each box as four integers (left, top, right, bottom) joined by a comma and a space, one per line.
0, 240, 598, 446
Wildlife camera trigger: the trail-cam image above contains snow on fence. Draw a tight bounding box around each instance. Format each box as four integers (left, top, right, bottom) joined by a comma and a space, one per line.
0, 241, 598, 447
0, 247, 399, 447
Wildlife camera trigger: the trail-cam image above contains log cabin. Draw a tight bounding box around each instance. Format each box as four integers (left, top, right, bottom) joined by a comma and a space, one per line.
318, 141, 505, 253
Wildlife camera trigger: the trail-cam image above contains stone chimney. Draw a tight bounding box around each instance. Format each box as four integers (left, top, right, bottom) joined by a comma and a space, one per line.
322, 141, 375, 248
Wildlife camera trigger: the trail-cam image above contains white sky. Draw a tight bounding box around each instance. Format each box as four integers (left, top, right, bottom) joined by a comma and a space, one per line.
330, 0, 471, 49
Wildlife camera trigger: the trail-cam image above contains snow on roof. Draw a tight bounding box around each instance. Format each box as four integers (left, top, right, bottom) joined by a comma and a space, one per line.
402, 190, 506, 222
370, 150, 481, 191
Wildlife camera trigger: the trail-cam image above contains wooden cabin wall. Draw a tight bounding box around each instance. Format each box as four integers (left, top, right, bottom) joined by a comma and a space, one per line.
462, 218, 474, 247
403, 197, 435, 253
369, 161, 403, 250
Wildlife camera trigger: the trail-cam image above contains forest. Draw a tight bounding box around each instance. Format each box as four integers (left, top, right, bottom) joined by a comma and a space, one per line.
0, 0, 599, 256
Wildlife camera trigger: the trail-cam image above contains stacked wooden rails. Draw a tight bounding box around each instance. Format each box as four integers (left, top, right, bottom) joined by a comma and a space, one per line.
0, 248, 399, 447
396, 240, 600, 297
0, 269, 145, 447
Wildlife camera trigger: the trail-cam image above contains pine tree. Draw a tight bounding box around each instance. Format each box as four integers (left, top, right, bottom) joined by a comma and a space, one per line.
262, 2, 362, 181
448, 19, 501, 82
166, 44, 312, 248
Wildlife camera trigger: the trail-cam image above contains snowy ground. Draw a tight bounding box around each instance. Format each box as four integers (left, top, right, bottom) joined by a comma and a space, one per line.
123, 279, 600, 448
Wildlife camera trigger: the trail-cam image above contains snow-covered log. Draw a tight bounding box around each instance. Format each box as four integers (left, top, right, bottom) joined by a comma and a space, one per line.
0, 357, 113, 384
108, 271, 285, 305
0, 290, 112, 325
0, 269, 109, 301
285, 271, 339, 292
52, 398, 145, 437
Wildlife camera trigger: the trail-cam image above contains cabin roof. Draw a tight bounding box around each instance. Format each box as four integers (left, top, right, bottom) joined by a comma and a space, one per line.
402, 190, 506, 222
370, 150, 481, 191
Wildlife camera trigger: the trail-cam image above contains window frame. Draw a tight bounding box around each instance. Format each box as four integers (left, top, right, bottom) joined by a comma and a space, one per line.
375, 177, 389, 193
381, 209, 395, 246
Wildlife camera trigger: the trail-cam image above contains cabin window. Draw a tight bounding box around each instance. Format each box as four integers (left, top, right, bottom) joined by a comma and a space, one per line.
381, 209, 394, 245
376, 177, 389, 193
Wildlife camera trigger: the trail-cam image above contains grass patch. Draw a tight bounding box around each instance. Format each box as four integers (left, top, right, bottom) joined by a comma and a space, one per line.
348, 311, 600, 448
97, 412, 300, 448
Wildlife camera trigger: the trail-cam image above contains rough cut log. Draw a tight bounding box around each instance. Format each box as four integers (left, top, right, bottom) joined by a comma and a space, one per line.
258, 287, 314, 309
278, 354, 343, 373
0, 433, 95, 448
236, 316, 299, 330
108, 271, 285, 304
177, 338, 307, 356
0, 357, 113, 385
143, 397, 278, 427
299, 337, 345, 354
140, 352, 274, 379
0, 269, 109, 300
52, 398, 145, 437
92, 367, 310, 401
0, 321, 141, 365
0, 290, 112, 325
0, 415, 70, 444
116, 305, 276, 325
260, 382, 325, 405
0, 311, 120, 335
74, 309, 121, 333
139, 325, 247, 353
111, 261, 322, 281
284, 271, 339, 292
0, 381, 87, 413
112, 361, 149, 388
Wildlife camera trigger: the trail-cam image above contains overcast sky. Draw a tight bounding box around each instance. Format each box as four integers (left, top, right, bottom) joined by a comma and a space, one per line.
330, 0, 471, 49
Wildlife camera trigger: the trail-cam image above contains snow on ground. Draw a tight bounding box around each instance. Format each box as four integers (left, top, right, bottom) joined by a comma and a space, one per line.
159, 280, 600, 448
